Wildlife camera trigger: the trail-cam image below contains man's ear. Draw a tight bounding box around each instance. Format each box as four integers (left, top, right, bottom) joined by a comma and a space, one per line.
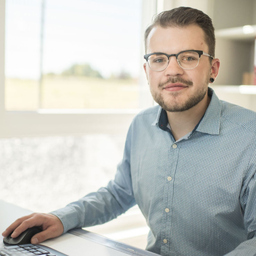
210, 58, 220, 81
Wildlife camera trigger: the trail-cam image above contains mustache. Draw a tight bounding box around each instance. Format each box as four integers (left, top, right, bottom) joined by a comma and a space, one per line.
159, 77, 193, 88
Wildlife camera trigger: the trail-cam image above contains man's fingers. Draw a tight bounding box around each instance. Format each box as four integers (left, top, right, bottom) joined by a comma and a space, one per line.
2, 214, 36, 238
31, 226, 63, 244
2, 213, 64, 244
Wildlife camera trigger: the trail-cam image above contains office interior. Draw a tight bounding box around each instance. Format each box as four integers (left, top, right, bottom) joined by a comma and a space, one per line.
0, 0, 256, 250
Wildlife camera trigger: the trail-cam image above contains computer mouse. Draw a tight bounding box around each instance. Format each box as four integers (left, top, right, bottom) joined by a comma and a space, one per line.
3, 226, 42, 245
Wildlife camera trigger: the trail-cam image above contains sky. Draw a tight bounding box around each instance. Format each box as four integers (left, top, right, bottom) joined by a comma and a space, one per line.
5, 0, 142, 79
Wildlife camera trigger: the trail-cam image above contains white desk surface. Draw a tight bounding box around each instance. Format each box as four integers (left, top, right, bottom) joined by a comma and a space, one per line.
0, 200, 159, 256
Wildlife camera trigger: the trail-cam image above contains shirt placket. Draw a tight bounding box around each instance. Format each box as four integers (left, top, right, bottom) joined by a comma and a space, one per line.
160, 141, 180, 256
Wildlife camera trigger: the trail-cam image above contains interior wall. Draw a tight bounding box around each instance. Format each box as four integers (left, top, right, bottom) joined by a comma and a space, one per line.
253, 0, 256, 24
215, 39, 253, 85
212, 0, 254, 29
212, 0, 255, 85
162, 0, 213, 15
162, 0, 256, 28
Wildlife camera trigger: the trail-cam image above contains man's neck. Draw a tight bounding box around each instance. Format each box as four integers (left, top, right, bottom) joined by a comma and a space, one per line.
166, 96, 210, 141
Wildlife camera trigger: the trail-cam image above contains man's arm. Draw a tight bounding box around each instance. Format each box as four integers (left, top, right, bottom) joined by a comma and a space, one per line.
51, 175, 136, 234
2, 175, 135, 245
225, 152, 256, 255
50, 125, 135, 232
224, 237, 256, 256
2, 125, 135, 244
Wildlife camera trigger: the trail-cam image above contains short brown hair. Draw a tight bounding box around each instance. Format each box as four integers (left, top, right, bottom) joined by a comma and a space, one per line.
144, 7, 215, 57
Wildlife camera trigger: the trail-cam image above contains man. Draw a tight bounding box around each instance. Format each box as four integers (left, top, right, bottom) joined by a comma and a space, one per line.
3, 7, 256, 256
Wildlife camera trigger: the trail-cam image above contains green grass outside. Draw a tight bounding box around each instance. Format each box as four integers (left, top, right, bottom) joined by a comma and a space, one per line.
5, 76, 139, 110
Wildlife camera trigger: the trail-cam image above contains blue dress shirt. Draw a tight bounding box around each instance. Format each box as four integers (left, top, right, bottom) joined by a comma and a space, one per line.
52, 88, 256, 256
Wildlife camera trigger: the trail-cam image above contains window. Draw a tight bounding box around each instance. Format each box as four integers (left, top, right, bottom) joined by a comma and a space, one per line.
5, 0, 143, 111
0, 0, 158, 249
0, 1, 158, 247
0, 0, 155, 138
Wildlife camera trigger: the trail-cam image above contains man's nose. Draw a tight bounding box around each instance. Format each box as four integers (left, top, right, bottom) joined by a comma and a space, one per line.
163, 56, 184, 76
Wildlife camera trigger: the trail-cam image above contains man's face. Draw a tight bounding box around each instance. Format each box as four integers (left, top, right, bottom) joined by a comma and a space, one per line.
143, 25, 219, 112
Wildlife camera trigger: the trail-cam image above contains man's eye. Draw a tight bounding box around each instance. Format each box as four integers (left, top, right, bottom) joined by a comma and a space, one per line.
183, 56, 195, 61
180, 54, 198, 62
152, 57, 166, 63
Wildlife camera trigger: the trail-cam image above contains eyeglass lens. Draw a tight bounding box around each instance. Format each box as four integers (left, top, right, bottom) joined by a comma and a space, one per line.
147, 51, 200, 71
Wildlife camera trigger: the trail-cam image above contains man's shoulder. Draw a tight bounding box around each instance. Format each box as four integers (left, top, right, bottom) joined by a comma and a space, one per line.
131, 105, 160, 126
221, 100, 256, 134
136, 105, 160, 117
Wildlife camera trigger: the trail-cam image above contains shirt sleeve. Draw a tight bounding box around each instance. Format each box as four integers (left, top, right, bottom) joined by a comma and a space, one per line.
224, 237, 256, 256
225, 150, 256, 255
50, 126, 136, 233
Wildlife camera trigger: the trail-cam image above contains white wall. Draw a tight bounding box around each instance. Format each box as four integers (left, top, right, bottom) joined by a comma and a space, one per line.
215, 39, 254, 85
254, 0, 256, 24
161, 0, 214, 15
212, 0, 254, 30
210, 0, 255, 85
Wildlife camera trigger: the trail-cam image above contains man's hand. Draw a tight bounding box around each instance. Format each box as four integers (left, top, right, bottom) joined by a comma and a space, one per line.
2, 213, 64, 244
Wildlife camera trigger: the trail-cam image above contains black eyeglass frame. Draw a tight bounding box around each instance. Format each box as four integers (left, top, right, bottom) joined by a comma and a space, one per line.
144, 50, 214, 71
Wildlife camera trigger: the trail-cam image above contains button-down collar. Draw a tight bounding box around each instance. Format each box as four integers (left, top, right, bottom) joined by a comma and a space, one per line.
152, 87, 221, 136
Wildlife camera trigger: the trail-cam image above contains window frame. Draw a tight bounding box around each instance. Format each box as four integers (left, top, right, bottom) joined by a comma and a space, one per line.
0, 0, 157, 138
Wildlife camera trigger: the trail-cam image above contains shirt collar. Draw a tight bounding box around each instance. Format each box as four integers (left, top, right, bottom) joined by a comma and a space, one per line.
152, 87, 221, 135
196, 87, 221, 135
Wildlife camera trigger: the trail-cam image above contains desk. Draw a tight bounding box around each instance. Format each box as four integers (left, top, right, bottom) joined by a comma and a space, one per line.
0, 200, 159, 256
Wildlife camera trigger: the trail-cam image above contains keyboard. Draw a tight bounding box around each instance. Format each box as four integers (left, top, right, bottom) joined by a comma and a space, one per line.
0, 243, 67, 256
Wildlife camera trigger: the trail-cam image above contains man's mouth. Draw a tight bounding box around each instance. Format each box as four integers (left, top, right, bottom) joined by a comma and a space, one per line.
163, 83, 188, 91
159, 78, 193, 90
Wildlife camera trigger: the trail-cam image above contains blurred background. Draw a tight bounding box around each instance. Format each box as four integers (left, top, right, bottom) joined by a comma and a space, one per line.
0, 0, 256, 249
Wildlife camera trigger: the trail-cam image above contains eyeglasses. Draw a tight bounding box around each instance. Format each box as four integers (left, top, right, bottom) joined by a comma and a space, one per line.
144, 50, 214, 72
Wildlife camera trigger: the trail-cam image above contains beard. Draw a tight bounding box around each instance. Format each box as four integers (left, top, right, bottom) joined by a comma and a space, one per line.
151, 77, 208, 112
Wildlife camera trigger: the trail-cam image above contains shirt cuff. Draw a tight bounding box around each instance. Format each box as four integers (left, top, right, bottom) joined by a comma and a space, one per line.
50, 206, 80, 233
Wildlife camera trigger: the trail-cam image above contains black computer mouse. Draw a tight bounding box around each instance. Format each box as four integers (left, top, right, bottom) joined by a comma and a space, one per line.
3, 226, 42, 245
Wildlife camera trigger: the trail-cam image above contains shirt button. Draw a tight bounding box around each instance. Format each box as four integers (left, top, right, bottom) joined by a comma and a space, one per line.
165, 208, 170, 213
167, 176, 172, 181
172, 144, 177, 149
163, 239, 168, 244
